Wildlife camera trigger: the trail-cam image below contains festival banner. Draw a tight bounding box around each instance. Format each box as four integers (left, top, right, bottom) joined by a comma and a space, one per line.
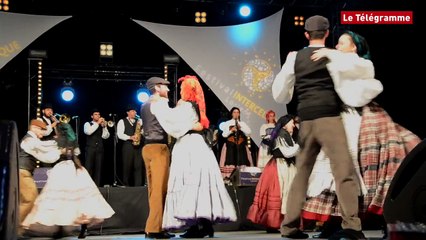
0, 12, 71, 70
133, 9, 286, 145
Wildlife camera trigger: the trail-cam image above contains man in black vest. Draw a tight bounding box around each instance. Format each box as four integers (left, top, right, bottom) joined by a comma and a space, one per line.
117, 105, 144, 187
38, 103, 58, 141
272, 15, 365, 239
140, 77, 174, 239
18, 119, 61, 236
83, 109, 110, 186
37, 103, 59, 169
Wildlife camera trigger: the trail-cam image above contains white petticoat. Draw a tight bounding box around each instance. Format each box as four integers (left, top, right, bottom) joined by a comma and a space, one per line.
162, 133, 237, 230
22, 160, 115, 227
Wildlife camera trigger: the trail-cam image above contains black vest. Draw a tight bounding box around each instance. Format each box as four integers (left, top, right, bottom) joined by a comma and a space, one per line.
41, 117, 56, 141
294, 47, 341, 121
122, 118, 137, 142
86, 122, 103, 147
19, 134, 38, 174
141, 101, 168, 144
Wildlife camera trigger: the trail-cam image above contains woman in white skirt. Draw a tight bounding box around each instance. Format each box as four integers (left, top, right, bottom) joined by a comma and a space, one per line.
159, 75, 237, 238
22, 120, 115, 239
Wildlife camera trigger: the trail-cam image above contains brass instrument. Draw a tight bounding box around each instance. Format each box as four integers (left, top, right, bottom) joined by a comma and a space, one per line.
99, 117, 115, 127
107, 120, 115, 127
54, 113, 71, 123
133, 117, 142, 146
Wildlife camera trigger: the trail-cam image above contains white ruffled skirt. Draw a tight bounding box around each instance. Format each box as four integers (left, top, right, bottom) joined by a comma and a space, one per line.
22, 160, 115, 227
162, 133, 237, 230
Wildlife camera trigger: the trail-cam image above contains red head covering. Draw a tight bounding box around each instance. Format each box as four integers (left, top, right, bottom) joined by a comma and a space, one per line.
178, 75, 210, 129
265, 110, 276, 123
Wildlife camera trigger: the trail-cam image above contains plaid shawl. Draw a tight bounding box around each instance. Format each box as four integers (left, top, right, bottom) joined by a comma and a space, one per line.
302, 103, 421, 221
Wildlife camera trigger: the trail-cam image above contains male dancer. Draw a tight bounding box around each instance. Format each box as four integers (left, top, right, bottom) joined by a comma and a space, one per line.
272, 15, 365, 239
18, 119, 61, 236
140, 77, 174, 239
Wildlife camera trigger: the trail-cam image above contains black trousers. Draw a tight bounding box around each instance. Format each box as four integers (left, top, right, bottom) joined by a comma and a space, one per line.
85, 144, 104, 186
121, 141, 145, 186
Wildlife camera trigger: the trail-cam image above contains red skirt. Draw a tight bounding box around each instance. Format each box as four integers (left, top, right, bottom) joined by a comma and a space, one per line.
247, 158, 283, 229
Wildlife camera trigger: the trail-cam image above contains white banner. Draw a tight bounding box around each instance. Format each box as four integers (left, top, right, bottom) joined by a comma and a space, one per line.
0, 12, 71, 69
133, 9, 287, 145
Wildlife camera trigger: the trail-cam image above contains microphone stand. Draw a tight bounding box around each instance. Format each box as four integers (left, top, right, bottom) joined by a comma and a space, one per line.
112, 114, 122, 187
74, 116, 79, 143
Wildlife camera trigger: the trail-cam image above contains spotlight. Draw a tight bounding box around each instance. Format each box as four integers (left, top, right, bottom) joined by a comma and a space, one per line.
61, 87, 75, 102
239, 4, 251, 17
1, 0, 10, 11
136, 84, 150, 104
60, 80, 75, 102
100, 42, 113, 58
195, 11, 207, 24
294, 16, 305, 27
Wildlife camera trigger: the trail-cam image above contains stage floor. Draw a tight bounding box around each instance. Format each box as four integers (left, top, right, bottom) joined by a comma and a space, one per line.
24, 230, 385, 239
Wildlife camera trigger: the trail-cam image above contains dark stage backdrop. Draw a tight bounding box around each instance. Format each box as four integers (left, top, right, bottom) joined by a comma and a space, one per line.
43, 79, 146, 186
40, 73, 241, 186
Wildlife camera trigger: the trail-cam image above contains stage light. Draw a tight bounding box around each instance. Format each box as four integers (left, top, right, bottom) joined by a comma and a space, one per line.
1, 0, 10, 11
36, 60, 43, 117
61, 87, 75, 102
137, 87, 150, 104
228, 21, 261, 48
60, 80, 75, 102
294, 16, 305, 27
239, 4, 251, 17
195, 11, 207, 24
100, 42, 113, 58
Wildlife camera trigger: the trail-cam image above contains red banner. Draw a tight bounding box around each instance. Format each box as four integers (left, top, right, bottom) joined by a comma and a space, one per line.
340, 11, 413, 24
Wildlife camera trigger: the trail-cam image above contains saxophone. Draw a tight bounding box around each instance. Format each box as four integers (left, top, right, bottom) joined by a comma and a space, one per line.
133, 117, 142, 146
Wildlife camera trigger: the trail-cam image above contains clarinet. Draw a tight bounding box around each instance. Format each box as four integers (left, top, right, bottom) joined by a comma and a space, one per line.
234, 119, 239, 141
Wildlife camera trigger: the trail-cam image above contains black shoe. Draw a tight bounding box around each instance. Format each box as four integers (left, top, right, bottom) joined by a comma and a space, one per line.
200, 219, 214, 238
328, 229, 366, 240
281, 229, 309, 239
266, 227, 280, 233
78, 231, 87, 239
52, 226, 65, 239
314, 221, 342, 238
164, 232, 175, 238
313, 228, 341, 238
17, 235, 31, 240
146, 231, 174, 239
180, 223, 214, 238
313, 232, 330, 238
181, 224, 203, 239
78, 224, 87, 239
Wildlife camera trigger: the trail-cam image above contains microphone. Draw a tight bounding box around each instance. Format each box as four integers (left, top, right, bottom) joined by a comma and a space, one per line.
109, 113, 116, 117
72, 116, 79, 120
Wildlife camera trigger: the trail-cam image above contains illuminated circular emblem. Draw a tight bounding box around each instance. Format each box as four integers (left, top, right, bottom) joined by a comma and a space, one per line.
241, 58, 274, 93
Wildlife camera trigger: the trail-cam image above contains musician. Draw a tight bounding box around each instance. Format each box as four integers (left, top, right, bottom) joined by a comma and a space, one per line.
219, 107, 253, 180
37, 102, 58, 141
117, 105, 145, 186
37, 102, 59, 168
83, 109, 110, 186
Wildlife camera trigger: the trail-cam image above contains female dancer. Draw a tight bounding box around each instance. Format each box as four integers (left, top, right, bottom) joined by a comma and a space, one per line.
161, 75, 237, 238
247, 114, 299, 232
22, 119, 115, 239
